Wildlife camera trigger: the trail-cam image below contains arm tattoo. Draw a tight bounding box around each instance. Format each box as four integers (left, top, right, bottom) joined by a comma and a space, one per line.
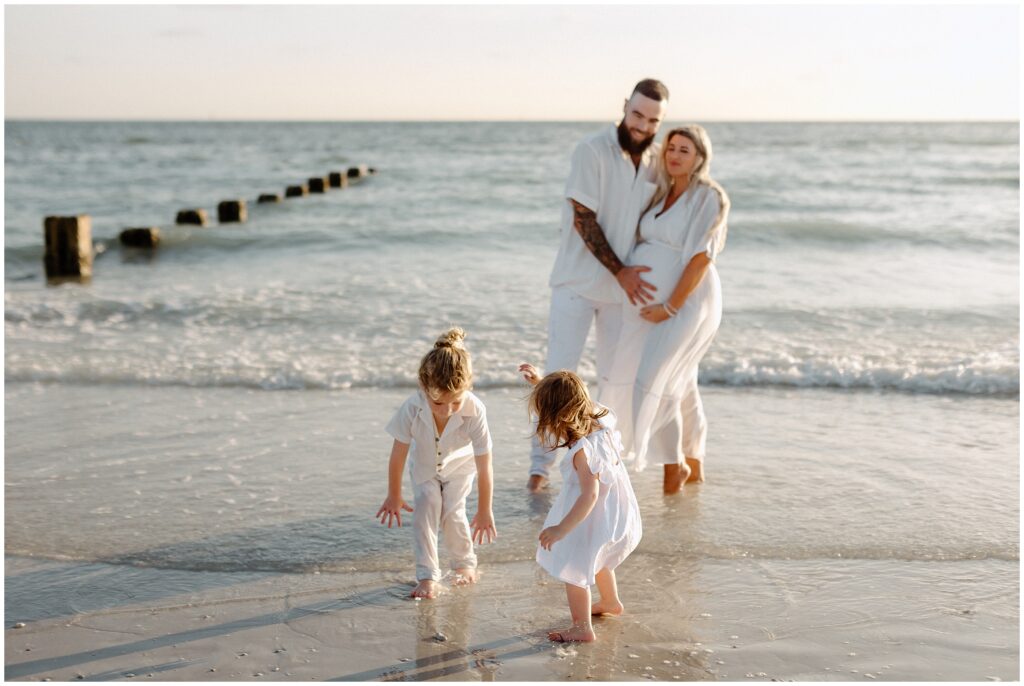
571, 200, 623, 275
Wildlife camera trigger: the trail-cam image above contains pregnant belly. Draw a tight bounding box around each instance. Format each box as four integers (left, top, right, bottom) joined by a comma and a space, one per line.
627, 242, 684, 306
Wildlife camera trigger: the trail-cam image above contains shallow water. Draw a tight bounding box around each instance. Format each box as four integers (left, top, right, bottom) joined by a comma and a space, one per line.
5, 385, 1017, 574
5, 384, 1019, 680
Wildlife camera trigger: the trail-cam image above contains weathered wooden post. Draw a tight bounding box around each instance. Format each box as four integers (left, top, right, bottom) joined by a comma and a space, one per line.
43, 215, 92, 281
119, 227, 160, 248
347, 165, 368, 179
176, 209, 208, 226
328, 172, 349, 189
308, 177, 328, 194
285, 184, 308, 198
218, 199, 247, 223
258, 193, 282, 204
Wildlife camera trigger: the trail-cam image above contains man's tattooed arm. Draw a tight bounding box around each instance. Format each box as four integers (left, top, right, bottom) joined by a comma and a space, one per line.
571, 200, 623, 275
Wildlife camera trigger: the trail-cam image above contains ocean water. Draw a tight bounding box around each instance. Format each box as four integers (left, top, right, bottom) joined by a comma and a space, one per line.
5, 121, 1019, 396
4, 122, 1019, 650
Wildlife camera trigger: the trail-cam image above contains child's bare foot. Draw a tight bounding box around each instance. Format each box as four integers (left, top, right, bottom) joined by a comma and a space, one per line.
590, 600, 624, 616
410, 579, 439, 599
548, 625, 596, 642
527, 474, 549, 493
451, 568, 479, 586
663, 462, 691, 494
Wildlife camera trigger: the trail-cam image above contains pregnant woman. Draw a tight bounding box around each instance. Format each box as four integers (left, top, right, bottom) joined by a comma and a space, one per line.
600, 124, 730, 494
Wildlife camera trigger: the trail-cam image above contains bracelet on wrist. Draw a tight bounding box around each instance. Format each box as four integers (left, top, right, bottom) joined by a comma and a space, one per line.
662, 302, 679, 317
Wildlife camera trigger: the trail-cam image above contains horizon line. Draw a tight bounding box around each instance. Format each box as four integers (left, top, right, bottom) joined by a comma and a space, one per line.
5, 117, 1020, 125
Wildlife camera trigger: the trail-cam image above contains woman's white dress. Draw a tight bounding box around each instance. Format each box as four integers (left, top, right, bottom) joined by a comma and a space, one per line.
536, 410, 642, 588
600, 183, 724, 472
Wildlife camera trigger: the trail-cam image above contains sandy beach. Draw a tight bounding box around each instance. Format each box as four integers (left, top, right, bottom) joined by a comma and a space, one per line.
5, 384, 1019, 681
6, 553, 1019, 682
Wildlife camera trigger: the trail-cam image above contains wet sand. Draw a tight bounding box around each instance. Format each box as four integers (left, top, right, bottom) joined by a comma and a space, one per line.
5, 383, 1020, 681
6, 553, 1017, 681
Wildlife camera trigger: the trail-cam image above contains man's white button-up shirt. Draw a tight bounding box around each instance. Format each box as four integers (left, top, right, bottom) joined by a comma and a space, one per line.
549, 124, 660, 304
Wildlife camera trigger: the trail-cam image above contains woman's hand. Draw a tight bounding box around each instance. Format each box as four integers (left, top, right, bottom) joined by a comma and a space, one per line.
538, 524, 565, 551
518, 363, 543, 386
639, 303, 672, 324
376, 495, 413, 528
471, 510, 497, 544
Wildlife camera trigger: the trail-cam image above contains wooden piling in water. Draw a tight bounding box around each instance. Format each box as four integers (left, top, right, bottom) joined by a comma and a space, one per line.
328, 172, 349, 189
347, 165, 369, 179
176, 209, 208, 226
119, 227, 160, 248
258, 193, 282, 204
43, 215, 93, 281
308, 177, 328, 194
285, 185, 308, 198
218, 199, 247, 223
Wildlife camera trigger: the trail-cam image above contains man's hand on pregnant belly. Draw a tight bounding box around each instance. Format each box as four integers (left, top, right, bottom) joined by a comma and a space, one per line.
616, 265, 656, 306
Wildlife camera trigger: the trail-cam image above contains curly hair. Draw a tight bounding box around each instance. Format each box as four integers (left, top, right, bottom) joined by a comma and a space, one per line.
529, 370, 607, 449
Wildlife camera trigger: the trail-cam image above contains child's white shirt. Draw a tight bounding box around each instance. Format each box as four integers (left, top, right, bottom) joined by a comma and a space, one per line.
385, 389, 492, 486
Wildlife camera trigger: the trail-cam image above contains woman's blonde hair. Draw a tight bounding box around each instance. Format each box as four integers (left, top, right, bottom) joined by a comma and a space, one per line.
529, 370, 607, 449
643, 124, 730, 256
418, 327, 472, 399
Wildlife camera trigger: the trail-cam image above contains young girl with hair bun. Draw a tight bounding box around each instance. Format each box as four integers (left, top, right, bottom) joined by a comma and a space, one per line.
519, 363, 642, 642
377, 328, 497, 599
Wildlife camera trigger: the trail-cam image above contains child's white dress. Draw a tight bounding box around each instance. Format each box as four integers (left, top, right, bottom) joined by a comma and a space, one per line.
536, 410, 642, 588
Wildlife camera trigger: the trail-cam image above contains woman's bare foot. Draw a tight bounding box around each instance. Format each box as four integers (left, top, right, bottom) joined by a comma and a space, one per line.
685, 457, 704, 483
548, 624, 596, 642
590, 600, 624, 616
663, 462, 691, 494
451, 568, 479, 586
410, 579, 439, 599
527, 474, 549, 493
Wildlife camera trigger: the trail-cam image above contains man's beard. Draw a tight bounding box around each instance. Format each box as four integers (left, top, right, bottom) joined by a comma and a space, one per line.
617, 120, 655, 156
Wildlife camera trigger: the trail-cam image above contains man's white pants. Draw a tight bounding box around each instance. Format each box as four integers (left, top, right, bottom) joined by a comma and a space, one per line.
529, 285, 623, 478
411, 471, 477, 582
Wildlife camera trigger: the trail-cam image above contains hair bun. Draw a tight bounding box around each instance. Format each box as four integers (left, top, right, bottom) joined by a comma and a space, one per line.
434, 327, 466, 350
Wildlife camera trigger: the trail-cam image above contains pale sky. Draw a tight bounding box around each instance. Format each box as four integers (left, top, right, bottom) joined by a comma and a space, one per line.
4, 4, 1019, 121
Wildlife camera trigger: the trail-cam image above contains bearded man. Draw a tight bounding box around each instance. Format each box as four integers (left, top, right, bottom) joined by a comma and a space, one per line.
527, 79, 670, 492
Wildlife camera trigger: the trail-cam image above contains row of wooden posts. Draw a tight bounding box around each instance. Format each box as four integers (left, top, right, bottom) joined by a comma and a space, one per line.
43, 164, 376, 282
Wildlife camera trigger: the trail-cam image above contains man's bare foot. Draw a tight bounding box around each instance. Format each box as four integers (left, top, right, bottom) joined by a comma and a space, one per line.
663, 462, 691, 494
685, 457, 705, 484
527, 474, 549, 493
451, 568, 479, 586
410, 579, 439, 599
548, 625, 596, 642
591, 600, 624, 616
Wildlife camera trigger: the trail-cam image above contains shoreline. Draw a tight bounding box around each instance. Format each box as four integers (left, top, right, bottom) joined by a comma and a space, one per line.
6, 554, 1018, 681
6, 382, 1018, 680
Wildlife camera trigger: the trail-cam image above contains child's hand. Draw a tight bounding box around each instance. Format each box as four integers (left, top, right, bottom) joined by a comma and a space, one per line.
519, 363, 542, 386
376, 495, 413, 528
538, 524, 565, 551
471, 510, 497, 544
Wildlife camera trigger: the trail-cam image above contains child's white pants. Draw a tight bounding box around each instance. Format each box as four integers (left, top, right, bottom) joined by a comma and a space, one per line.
412, 471, 477, 582
529, 285, 623, 478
